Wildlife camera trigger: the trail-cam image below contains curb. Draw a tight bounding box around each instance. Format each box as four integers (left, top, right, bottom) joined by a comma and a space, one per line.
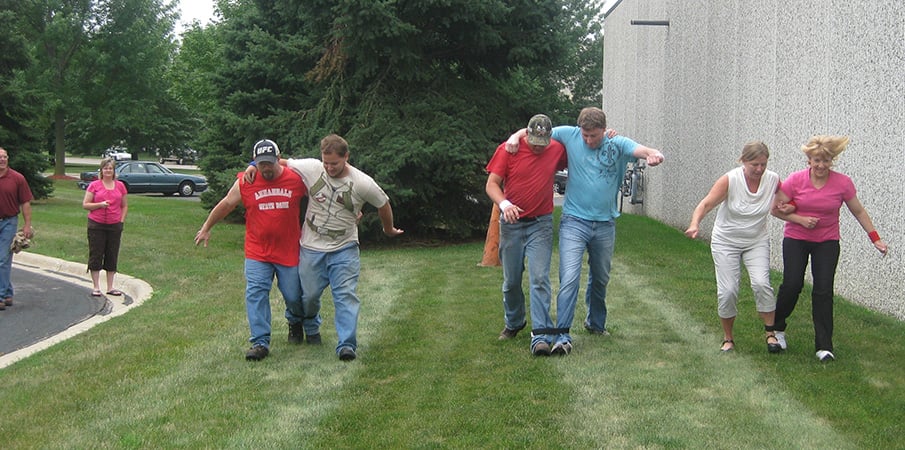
0, 252, 153, 369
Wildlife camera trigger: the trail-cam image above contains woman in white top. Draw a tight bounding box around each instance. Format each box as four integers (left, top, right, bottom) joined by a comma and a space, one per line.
686, 141, 790, 353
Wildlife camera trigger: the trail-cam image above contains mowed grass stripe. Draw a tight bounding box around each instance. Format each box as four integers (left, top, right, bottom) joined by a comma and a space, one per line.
306, 244, 585, 448
551, 259, 854, 448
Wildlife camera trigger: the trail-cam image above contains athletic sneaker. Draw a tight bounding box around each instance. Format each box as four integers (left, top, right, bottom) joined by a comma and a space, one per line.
338, 347, 357, 361
774, 331, 787, 350
288, 322, 303, 344
551, 341, 572, 356
245, 345, 269, 361
532, 341, 552, 356
816, 350, 835, 362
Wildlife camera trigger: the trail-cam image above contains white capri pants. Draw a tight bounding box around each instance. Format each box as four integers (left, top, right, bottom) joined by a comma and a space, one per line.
710, 239, 775, 319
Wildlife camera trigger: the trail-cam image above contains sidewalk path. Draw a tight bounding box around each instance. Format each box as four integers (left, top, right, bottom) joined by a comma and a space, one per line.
0, 252, 153, 369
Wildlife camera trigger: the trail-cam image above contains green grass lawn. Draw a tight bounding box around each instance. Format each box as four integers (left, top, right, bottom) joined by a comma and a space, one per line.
1, 179, 902, 448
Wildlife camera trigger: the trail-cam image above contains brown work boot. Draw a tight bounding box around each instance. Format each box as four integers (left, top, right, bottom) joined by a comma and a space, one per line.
498, 322, 526, 340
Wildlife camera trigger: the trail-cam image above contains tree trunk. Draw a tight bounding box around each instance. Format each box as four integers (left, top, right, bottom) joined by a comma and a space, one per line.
53, 109, 66, 176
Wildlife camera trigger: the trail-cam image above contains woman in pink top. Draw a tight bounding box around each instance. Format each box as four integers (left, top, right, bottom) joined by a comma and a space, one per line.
772, 136, 887, 362
82, 158, 128, 297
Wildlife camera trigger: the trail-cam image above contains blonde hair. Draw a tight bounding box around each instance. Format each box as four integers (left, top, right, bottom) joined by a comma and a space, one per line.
739, 141, 769, 162
802, 135, 849, 160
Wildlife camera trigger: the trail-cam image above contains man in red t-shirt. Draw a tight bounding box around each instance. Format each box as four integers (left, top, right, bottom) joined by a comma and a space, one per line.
485, 114, 566, 356
0, 147, 34, 310
195, 139, 307, 361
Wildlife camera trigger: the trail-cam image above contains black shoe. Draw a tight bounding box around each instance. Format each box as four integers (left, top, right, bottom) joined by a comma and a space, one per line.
245, 345, 269, 361
288, 322, 303, 344
338, 347, 357, 361
306, 333, 322, 345
498, 322, 526, 340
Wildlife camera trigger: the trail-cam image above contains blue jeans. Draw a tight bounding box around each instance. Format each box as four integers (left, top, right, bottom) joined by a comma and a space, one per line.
298, 243, 361, 354
555, 215, 616, 344
499, 214, 554, 349
0, 217, 18, 299
244, 259, 304, 348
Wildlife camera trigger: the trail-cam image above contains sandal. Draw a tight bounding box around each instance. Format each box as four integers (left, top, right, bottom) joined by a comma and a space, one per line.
106, 289, 123, 296
766, 333, 782, 353
720, 339, 734, 352
91, 289, 103, 297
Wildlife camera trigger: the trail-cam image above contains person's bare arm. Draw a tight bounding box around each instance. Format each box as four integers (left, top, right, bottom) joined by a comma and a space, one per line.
845, 196, 888, 256
685, 175, 728, 239
120, 189, 128, 223
82, 189, 108, 211
632, 145, 665, 166
772, 189, 796, 214
505, 129, 528, 153
486, 172, 523, 223
195, 180, 242, 247
377, 202, 404, 237
20, 202, 33, 239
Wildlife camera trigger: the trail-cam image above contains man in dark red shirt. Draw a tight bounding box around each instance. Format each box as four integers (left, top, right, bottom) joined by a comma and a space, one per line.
0, 147, 34, 311
195, 139, 307, 361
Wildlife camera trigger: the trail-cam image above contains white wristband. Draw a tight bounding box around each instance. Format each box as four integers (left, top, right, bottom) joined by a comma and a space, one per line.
499, 200, 513, 211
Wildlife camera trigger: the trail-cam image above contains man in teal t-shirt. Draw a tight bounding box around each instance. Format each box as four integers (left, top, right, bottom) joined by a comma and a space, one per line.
508, 107, 665, 355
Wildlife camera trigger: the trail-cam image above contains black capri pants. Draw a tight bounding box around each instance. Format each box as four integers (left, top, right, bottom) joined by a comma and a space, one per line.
87, 219, 124, 272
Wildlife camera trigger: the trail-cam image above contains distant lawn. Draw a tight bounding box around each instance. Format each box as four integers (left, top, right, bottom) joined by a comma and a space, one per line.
0, 179, 901, 448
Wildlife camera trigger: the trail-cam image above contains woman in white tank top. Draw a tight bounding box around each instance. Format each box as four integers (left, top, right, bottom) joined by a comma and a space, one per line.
685, 141, 790, 353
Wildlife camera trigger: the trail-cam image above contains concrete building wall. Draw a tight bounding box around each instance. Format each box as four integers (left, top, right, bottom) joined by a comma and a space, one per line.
602, 0, 904, 319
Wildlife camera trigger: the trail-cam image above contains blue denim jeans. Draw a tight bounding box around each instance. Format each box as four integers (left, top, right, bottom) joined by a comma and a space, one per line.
244, 259, 304, 348
298, 243, 361, 354
555, 215, 616, 345
499, 214, 554, 349
0, 216, 18, 299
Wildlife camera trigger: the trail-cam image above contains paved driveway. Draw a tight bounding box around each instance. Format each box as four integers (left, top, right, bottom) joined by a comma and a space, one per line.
0, 253, 152, 369
0, 267, 110, 355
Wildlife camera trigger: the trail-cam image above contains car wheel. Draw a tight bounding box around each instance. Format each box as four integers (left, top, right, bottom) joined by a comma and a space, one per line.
553, 181, 564, 194
178, 181, 195, 197
178, 158, 184, 165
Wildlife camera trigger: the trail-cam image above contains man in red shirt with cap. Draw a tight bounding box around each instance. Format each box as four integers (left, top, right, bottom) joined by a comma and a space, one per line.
195, 139, 307, 361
